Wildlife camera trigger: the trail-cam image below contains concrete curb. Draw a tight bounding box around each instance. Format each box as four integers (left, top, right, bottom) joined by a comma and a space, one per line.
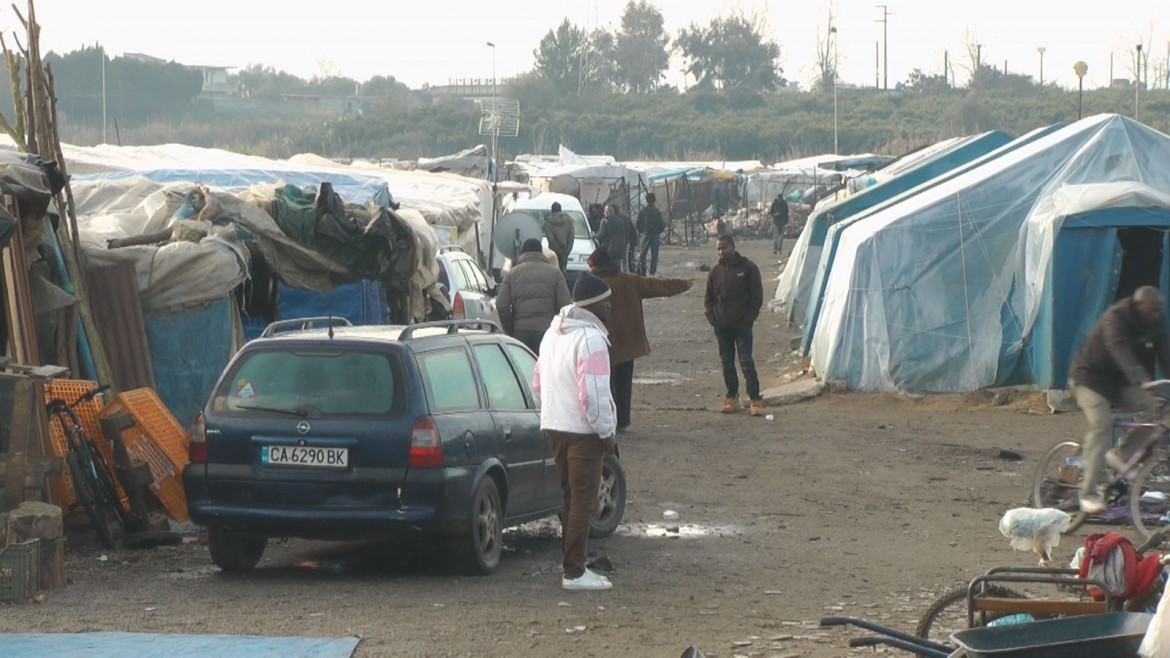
760, 378, 824, 406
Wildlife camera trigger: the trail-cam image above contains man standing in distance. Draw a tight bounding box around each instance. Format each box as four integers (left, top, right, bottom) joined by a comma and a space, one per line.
769, 192, 789, 256
533, 272, 617, 591
704, 235, 765, 416
543, 201, 575, 279
636, 193, 666, 276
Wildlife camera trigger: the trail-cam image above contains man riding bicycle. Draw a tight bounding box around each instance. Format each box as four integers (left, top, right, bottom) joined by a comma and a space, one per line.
1069, 286, 1170, 514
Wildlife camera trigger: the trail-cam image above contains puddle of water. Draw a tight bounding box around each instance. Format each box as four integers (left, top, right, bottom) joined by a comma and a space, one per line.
617, 523, 743, 538
633, 371, 690, 385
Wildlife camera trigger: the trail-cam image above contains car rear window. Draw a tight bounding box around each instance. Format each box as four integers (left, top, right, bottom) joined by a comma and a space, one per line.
213, 349, 404, 417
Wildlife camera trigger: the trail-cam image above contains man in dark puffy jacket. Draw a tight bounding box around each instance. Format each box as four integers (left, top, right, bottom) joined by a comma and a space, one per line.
704, 235, 764, 416
1068, 286, 1170, 514
595, 204, 630, 272
496, 238, 571, 353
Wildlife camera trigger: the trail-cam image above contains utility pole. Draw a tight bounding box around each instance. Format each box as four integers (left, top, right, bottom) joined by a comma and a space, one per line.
876, 5, 891, 90
831, 27, 839, 154
943, 50, 949, 87
874, 41, 879, 88
1135, 43, 1142, 121
1037, 47, 1045, 85
100, 45, 107, 144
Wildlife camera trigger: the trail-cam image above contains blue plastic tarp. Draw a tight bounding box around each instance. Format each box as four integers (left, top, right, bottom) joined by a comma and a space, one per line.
0, 632, 360, 658
145, 296, 235, 426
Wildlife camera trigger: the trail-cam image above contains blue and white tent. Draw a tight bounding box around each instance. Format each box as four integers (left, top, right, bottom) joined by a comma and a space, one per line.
809, 114, 1170, 392
776, 130, 1013, 328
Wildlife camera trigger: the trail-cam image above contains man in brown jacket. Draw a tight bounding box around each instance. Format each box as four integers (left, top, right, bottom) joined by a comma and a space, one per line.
588, 248, 692, 431
543, 202, 576, 278
1068, 286, 1170, 514
496, 238, 571, 353
704, 235, 764, 416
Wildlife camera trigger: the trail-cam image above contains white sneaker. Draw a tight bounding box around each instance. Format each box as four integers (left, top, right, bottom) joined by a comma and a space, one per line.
562, 568, 613, 591
1079, 494, 1107, 514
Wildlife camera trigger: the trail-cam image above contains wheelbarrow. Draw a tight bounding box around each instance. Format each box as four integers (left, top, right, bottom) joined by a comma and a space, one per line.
820, 612, 1152, 657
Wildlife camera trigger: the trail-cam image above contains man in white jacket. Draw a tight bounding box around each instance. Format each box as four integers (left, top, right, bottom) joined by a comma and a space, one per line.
533, 271, 617, 591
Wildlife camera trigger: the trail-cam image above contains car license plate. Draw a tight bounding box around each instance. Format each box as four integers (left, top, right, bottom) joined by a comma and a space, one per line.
262, 445, 348, 468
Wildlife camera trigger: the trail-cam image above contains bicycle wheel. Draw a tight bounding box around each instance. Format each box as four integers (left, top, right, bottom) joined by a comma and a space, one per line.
66, 451, 117, 549
1129, 456, 1170, 539
1031, 440, 1087, 533
915, 584, 1031, 645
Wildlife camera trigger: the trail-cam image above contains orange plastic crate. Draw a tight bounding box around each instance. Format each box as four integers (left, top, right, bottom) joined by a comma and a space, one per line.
100, 388, 191, 522
43, 380, 124, 508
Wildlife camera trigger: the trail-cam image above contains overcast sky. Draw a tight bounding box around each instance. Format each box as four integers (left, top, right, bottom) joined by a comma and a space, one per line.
23, 0, 1167, 91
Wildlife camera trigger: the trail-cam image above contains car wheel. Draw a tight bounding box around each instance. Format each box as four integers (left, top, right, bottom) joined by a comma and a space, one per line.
456, 475, 503, 575
208, 527, 267, 572
590, 454, 626, 538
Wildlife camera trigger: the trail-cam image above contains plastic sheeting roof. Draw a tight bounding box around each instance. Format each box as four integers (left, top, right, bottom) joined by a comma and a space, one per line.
809, 114, 1170, 393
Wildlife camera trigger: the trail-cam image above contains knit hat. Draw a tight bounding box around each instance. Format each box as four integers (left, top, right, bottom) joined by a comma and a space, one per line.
521, 238, 543, 254
572, 271, 611, 307
587, 247, 612, 267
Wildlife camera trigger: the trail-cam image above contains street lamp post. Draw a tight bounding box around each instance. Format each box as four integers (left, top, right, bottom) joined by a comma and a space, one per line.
1074, 61, 1088, 120
830, 27, 838, 154
1037, 47, 1045, 85
1135, 44, 1142, 121
486, 41, 497, 184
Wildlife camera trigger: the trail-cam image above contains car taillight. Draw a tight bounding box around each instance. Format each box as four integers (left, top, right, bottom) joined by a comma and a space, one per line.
408, 415, 443, 468
189, 412, 207, 464
452, 292, 465, 319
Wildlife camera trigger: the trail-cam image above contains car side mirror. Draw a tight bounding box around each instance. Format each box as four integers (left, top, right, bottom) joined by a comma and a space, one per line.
487, 282, 501, 298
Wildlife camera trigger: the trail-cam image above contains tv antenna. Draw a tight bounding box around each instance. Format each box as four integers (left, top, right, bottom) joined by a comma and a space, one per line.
477, 97, 521, 140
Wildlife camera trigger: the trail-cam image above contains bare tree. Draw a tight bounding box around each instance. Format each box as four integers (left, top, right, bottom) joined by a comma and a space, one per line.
814, 6, 839, 92
961, 28, 984, 86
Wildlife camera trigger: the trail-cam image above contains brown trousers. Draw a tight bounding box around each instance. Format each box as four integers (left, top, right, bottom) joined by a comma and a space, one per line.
546, 430, 606, 579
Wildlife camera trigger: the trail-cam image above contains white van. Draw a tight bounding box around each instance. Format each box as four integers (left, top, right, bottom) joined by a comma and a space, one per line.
502, 193, 595, 289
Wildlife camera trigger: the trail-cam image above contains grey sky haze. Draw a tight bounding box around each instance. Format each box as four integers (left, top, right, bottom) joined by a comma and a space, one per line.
21, 0, 1167, 91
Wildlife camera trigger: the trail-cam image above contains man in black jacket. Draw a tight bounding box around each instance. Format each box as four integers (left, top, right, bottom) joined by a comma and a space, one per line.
769, 193, 789, 255
1068, 286, 1170, 513
636, 193, 666, 275
704, 235, 765, 416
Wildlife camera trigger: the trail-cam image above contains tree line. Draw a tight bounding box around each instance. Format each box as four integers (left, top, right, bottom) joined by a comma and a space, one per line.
1, 2, 1167, 163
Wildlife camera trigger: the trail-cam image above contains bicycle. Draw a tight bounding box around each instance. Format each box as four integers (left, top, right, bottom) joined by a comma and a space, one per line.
46, 384, 127, 548
1031, 379, 1170, 537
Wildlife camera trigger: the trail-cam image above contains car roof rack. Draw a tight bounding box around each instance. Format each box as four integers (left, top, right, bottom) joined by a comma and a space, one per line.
398, 319, 502, 341
438, 244, 466, 254
260, 316, 354, 338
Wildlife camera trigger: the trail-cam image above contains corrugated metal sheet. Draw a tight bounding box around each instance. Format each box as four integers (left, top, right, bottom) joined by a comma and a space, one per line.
86, 262, 154, 392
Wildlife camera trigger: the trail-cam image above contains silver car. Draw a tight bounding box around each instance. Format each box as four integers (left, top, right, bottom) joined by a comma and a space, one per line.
434, 246, 501, 325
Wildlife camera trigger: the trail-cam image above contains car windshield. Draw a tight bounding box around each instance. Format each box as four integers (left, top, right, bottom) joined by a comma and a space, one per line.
515, 209, 592, 239
212, 349, 405, 417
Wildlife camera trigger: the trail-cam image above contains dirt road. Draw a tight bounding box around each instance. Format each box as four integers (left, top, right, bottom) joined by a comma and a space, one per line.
0, 237, 1087, 657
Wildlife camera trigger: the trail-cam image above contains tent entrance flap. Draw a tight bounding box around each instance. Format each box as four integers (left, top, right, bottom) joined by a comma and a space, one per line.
1115, 227, 1165, 301
1030, 208, 1170, 390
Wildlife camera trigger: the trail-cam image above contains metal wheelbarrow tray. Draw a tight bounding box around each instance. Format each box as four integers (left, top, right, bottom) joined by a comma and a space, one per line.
951, 612, 1152, 658
821, 613, 1151, 657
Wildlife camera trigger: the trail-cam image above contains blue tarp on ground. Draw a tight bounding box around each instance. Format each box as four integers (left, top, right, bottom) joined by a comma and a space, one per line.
809, 114, 1170, 392
145, 296, 235, 425
0, 632, 360, 657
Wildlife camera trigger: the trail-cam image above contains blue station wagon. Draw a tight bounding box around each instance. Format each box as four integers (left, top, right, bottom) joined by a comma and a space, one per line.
183, 319, 625, 574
